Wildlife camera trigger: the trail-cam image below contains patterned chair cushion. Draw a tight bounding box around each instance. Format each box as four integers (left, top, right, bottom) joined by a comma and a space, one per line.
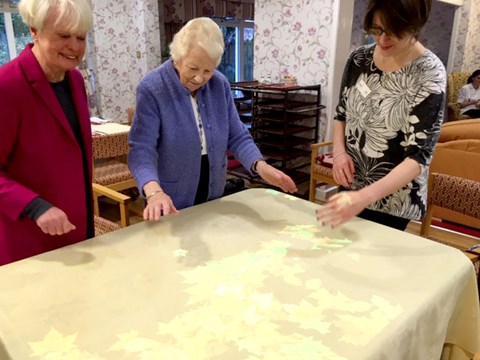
312, 163, 333, 178
94, 215, 121, 236
94, 159, 133, 186
430, 173, 480, 219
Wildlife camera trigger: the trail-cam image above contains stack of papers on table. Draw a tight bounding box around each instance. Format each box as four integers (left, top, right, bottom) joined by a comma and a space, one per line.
90, 116, 110, 124
91, 123, 131, 135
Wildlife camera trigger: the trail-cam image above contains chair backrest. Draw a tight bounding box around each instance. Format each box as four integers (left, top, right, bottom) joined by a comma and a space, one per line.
428, 173, 480, 221
92, 132, 130, 159
447, 71, 470, 104
438, 119, 480, 143
429, 139, 480, 229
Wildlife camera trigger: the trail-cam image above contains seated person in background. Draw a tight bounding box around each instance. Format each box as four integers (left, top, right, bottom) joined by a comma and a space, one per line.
457, 69, 480, 118
0, 0, 94, 265
128, 17, 297, 221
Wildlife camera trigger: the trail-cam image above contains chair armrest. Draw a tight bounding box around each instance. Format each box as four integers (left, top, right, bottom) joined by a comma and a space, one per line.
311, 141, 333, 151
93, 183, 131, 204
92, 183, 131, 227
311, 141, 333, 166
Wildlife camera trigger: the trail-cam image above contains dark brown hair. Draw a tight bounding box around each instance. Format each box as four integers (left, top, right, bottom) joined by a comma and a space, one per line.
364, 0, 432, 39
467, 70, 480, 84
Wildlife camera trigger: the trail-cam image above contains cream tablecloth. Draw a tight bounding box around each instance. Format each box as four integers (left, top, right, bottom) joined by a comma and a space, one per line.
0, 188, 478, 360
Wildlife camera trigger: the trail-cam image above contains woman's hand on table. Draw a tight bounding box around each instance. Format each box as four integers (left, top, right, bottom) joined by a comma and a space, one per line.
36, 207, 76, 235
256, 161, 298, 193
143, 182, 179, 220
143, 191, 179, 220
315, 190, 369, 228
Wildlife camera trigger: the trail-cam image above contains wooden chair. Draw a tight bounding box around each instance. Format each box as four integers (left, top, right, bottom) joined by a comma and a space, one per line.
92, 184, 130, 236
93, 183, 131, 228
309, 141, 336, 202
429, 139, 480, 229
92, 132, 136, 193
92, 132, 139, 229
420, 172, 480, 275
447, 71, 471, 122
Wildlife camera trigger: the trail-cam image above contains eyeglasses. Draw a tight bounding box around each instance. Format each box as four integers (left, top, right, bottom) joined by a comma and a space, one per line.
368, 26, 389, 37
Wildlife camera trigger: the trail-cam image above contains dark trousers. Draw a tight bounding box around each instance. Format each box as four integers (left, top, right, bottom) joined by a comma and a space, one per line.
464, 109, 480, 118
357, 208, 410, 231
194, 154, 210, 205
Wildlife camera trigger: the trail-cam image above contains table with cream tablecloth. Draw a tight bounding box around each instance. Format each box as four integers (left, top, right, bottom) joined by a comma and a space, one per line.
0, 188, 478, 360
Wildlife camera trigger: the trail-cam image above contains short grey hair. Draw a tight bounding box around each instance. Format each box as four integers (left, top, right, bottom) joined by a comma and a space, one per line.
169, 17, 225, 67
18, 0, 93, 34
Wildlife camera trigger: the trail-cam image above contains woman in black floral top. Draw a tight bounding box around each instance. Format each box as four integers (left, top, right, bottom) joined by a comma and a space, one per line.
316, 0, 446, 230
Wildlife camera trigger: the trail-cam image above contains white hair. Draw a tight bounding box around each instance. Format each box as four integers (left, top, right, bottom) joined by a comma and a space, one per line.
18, 0, 93, 34
169, 17, 225, 67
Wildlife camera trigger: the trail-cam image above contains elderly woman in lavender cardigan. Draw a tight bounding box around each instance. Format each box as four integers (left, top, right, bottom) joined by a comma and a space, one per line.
128, 17, 297, 220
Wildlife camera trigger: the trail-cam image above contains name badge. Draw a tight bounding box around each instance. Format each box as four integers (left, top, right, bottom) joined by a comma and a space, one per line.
356, 80, 371, 98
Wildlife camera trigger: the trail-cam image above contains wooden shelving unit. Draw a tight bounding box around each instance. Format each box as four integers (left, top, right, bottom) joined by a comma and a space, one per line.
229, 81, 325, 193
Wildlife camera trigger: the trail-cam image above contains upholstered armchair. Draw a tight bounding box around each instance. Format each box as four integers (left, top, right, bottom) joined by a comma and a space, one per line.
92, 132, 136, 193
420, 173, 480, 275
92, 131, 139, 228
429, 120, 480, 229
447, 72, 471, 122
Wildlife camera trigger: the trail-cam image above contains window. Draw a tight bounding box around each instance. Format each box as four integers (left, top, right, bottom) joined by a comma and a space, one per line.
214, 18, 254, 83
0, 3, 31, 66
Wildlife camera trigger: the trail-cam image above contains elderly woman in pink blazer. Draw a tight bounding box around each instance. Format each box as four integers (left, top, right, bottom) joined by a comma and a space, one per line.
0, 0, 94, 265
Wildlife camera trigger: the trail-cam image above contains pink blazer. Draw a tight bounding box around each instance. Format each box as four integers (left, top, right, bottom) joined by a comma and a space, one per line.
0, 44, 93, 265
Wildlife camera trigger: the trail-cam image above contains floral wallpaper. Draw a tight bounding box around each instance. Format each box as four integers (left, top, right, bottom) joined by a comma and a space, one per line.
451, 0, 471, 72
350, 0, 456, 66
462, 0, 480, 71
254, 0, 333, 141
87, 0, 480, 124
350, 0, 369, 51
89, 0, 161, 121
420, 1, 456, 66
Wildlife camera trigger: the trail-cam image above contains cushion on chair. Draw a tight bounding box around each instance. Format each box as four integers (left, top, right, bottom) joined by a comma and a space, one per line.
94, 160, 133, 186
312, 163, 334, 177
94, 215, 121, 236
316, 152, 333, 168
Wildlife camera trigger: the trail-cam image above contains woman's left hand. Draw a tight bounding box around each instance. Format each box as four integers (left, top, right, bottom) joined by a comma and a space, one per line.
257, 161, 298, 193
315, 190, 369, 228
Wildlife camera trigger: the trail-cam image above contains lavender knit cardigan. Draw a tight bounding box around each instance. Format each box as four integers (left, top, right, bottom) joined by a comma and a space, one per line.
128, 59, 262, 210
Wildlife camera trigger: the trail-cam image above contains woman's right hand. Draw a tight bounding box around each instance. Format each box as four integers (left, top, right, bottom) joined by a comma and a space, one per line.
36, 207, 76, 235
332, 152, 355, 188
143, 191, 179, 220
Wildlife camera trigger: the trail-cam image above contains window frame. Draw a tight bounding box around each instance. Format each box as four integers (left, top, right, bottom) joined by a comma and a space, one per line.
1, 3, 25, 63
213, 17, 254, 82
3, 12, 17, 59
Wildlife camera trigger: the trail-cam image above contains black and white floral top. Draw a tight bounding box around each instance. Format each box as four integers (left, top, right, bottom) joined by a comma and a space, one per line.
335, 44, 446, 221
